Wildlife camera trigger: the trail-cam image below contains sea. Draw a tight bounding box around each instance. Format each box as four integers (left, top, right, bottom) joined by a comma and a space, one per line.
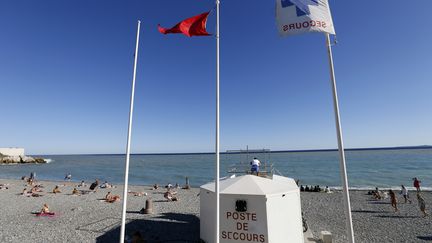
1, 148, 431, 190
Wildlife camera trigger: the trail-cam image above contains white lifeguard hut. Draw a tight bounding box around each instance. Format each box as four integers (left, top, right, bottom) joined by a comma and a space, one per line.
200, 175, 303, 243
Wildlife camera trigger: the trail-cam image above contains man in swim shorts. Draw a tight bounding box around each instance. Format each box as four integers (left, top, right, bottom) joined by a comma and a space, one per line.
250, 157, 261, 176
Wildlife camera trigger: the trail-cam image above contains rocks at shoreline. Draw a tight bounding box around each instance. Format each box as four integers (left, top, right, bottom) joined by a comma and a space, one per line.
0, 154, 46, 164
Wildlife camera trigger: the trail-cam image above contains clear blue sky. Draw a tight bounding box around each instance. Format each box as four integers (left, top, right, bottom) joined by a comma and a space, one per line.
1, 0, 431, 155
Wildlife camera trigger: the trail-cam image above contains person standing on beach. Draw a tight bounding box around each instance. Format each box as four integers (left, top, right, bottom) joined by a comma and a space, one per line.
250, 157, 261, 176
413, 177, 421, 192
30, 172, 36, 180
400, 185, 412, 204
417, 193, 428, 217
389, 189, 398, 212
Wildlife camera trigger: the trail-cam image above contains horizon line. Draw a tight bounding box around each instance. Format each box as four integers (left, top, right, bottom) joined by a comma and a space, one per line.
33, 144, 432, 156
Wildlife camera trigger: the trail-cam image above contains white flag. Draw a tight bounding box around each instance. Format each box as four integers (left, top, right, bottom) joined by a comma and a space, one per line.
276, 0, 335, 36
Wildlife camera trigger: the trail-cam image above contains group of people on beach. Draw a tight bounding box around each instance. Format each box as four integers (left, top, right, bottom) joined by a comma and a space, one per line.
21, 175, 44, 197
151, 181, 191, 202
0, 171, 195, 242
17, 172, 127, 215
0, 183, 10, 190
299, 185, 331, 193
18, 171, 189, 218
370, 177, 428, 217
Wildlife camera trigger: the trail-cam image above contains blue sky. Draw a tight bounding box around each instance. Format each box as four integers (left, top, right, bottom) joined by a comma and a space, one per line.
1, 0, 431, 155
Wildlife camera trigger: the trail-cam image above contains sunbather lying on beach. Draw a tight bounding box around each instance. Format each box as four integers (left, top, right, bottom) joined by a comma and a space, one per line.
72, 188, 80, 195
128, 191, 147, 197
372, 187, 382, 200
22, 188, 32, 197
100, 181, 114, 189
25, 188, 42, 197
0, 184, 9, 190
77, 180, 86, 187
52, 185, 61, 194
164, 191, 178, 201
31, 186, 43, 193
105, 192, 120, 203
152, 184, 159, 190
78, 190, 92, 195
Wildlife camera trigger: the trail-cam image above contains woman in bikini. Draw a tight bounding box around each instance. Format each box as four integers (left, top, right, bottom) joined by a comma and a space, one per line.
105, 192, 120, 203
41, 204, 50, 213
52, 185, 61, 194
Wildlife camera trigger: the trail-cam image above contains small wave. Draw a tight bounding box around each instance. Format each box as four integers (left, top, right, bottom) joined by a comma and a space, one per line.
45, 159, 53, 163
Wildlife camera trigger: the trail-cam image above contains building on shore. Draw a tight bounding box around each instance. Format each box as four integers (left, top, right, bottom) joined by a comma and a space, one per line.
0, 148, 25, 157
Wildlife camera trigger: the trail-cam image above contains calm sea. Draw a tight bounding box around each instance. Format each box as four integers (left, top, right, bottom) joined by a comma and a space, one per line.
1, 148, 431, 190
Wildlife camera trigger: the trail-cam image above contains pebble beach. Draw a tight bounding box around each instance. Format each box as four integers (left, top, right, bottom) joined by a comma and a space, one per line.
301, 190, 432, 242
0, 178, 430, 242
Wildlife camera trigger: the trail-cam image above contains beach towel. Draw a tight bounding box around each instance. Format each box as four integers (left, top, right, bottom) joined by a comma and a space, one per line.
35, 212, 55, 217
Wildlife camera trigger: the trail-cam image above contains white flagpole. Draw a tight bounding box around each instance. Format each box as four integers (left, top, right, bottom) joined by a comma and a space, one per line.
325, 33, 355, 243
119, 20, 141, 243
215, 0, 220, 243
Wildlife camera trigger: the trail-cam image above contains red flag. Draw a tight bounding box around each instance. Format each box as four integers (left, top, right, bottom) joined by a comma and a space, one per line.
158, 12, 211, 37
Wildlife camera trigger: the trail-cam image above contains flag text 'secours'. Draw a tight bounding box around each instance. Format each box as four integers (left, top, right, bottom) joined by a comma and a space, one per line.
276, 0, 335, 36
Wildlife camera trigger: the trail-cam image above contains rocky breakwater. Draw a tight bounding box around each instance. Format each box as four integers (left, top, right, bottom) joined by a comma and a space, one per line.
0, 153, 46, 164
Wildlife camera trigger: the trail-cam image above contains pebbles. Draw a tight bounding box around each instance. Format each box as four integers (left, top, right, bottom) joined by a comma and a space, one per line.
0, 179, 199, 243
301, 190, 432, 242
0, 178, 430, 242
